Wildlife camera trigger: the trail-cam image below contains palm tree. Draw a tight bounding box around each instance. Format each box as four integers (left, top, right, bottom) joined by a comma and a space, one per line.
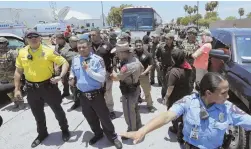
210, 1, 219, 12
184, 5, 188, 15
187, 6, 194, 16
193, 5, 198, 14
238, 8, 245, 19
205, 2, 212, 12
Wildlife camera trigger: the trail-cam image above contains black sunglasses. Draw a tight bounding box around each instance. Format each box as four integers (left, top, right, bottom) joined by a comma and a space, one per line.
27, 35, 40, 39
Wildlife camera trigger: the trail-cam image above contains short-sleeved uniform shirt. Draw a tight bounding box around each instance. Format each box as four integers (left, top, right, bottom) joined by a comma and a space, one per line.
169, 93, 251, 149
91, 41, 114, 73
135, 50, 153, 71
16, 44, 66, 82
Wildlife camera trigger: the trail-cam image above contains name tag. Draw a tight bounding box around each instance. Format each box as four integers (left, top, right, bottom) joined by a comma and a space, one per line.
190, 127, 199, 140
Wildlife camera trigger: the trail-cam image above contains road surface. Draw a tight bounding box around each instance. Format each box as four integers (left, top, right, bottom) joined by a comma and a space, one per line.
0, 80, 182, 149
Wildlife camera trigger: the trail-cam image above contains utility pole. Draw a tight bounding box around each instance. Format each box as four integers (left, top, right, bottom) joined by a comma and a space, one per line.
197, 1, 199, 28
101, 1, 105, 27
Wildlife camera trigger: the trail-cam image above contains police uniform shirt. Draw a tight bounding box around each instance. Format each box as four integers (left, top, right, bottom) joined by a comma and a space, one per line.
169, 93, 251, 149
156, 44, 175, 67
16, 44, 66, 82
70, 53, 106, 92
135, 50, 153, 71
117, 56, 144, 84
167, 67, 193, 105
91, 41, 114, 73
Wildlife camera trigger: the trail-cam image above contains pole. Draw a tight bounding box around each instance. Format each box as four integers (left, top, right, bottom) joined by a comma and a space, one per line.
101, 1, 105, 27
197, 1, 199, 28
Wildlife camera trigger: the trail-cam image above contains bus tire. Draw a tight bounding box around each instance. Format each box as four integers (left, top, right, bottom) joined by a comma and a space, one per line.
229, 126, 246, 149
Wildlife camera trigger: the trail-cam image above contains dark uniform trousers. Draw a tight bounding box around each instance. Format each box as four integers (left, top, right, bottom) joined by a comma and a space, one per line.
78, 89, 117, 142
161, 66, 171, 98
26, 81, 69, 135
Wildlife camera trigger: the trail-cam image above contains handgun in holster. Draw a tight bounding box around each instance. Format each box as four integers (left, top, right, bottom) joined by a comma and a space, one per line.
221, 130, 234, 149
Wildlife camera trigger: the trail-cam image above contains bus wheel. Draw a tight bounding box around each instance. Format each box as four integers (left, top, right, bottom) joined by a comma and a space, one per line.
229, 126, 246, 149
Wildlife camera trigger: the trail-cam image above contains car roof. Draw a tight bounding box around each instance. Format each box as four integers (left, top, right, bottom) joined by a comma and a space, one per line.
0, 33, 23, 41
210, 28, 251, 36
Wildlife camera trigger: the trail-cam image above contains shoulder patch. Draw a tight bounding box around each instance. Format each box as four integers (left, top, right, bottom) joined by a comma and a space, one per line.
230, 104, 246, 115
120, 65, 128, 73
53, 50, 60, 56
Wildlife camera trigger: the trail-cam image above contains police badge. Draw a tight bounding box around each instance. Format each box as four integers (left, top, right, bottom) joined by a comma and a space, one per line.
219, 112, 224, 122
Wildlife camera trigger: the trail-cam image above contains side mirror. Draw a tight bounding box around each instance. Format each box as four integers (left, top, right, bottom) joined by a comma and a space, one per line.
209, 49, 230, 62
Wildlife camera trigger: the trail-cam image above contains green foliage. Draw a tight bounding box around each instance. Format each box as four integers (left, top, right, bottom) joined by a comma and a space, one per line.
247, 12, 251, 18
225, 16, 237, 20
107, 4, 133, 26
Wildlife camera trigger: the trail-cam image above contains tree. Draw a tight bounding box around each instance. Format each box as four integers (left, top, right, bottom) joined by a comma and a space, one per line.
205, 2, 213, 12
187, 6, 194, 16
247, 12, 251, 18
193, 5, 198, 14
184, 5, 188, 15
107, 4, 133, 26
180, 17, 191, 26
238, 8, 245, 19
176, 17, 183, 25
225, 16, 237, 20
210, 1, 219, 11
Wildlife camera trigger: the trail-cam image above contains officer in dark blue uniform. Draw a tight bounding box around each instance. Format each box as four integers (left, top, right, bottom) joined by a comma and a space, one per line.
120, 72, 251, 149
69, 39, 122, 149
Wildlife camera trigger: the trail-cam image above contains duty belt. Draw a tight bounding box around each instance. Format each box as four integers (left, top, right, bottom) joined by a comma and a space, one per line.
184, 142, 223, 149
78, 88, 103, 100
25, 79, 51, 89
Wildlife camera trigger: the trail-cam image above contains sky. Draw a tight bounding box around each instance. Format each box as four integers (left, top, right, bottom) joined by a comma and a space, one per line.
0, 1, 250, 22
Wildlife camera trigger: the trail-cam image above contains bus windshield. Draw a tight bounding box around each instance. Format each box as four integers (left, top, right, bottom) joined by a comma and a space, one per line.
122, 8, 154, 31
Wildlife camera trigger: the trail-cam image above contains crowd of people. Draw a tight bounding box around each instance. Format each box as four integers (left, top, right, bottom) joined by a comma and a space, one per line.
0, 24, 251, 149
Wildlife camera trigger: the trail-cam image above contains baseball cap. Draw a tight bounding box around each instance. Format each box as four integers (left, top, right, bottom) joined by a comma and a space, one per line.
25, 29, 41, 38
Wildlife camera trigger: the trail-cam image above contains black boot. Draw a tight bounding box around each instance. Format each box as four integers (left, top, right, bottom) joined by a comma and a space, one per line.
62, 130, 70, 142
89, 134, 104, 145
113, 138, 123, 149
31, 132, 49, 148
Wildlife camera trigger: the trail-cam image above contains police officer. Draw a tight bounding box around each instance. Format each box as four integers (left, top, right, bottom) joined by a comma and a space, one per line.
134, 38, 155, 113
54, 33, 72, 98
69, 39, 122, 149
0, 37, 23, 108
66, 35, 80, 111
110, 41, 144, 139
14, 29, 70, 148
156, 33, 177, 100
150, 33, 161, 86
120, 72, 251, 149
90, 28, 116, 119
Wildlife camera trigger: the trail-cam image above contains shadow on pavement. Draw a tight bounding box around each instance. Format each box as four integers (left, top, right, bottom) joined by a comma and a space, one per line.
113, 111, 123, 118
1, 103, 30, 112
138, 105, 150, 114
42, 130, 83, 146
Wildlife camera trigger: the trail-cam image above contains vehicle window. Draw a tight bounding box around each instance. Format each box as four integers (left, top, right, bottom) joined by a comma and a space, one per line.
6, 38, 25, 49
236, 36, 251, 59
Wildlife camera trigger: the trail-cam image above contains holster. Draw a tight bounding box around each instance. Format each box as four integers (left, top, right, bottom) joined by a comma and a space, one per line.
221, 131, 234, 149
119, 81, 140, 95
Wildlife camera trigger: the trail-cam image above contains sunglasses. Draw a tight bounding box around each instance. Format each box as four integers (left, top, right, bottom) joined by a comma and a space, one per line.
27, 35, 40, 39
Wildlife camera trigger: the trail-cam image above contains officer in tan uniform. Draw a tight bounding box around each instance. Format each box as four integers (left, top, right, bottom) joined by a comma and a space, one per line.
110, 41, 144, 139
134, 38, 155, 113
0, 37, 23, 108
